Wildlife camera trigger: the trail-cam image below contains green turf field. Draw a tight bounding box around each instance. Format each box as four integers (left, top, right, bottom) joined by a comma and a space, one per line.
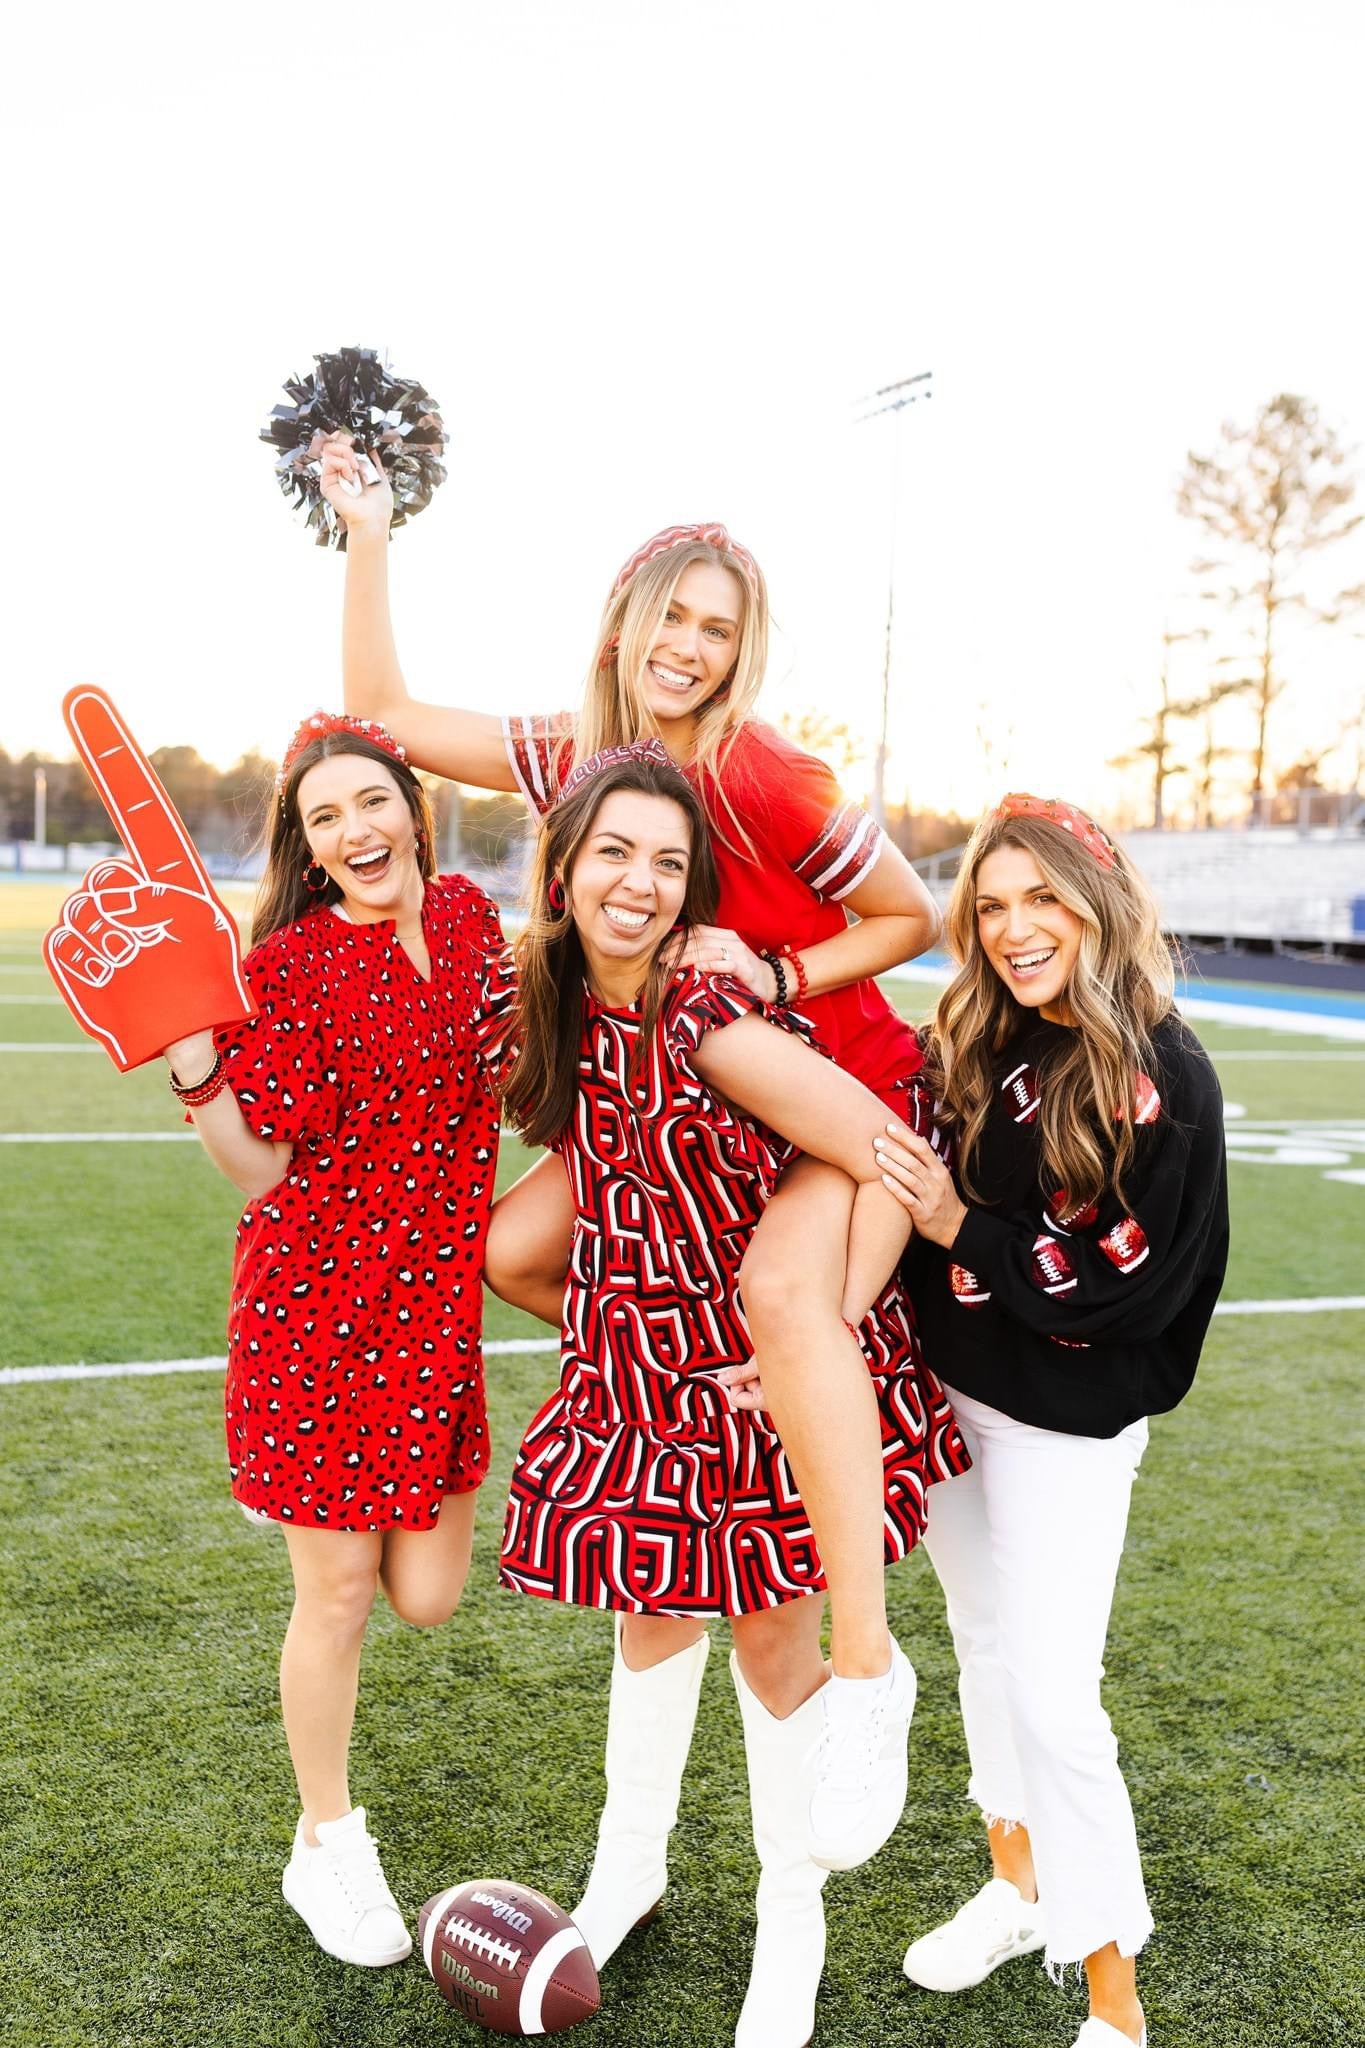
3, 880, 1363, 2047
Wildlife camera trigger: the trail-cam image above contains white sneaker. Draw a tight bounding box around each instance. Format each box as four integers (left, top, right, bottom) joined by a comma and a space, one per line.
281, 1807, 413, 1967
806, 1640, 916, 1870
1073, 2021, 1147, 2048
903, 1875, 1045, 1991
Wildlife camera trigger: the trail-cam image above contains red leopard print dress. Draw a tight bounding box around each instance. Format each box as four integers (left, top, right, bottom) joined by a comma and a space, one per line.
212, 877, 501, 1531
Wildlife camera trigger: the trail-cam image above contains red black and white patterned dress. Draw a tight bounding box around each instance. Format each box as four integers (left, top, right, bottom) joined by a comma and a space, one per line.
503, 714, 923, 1115
212, 877, 502, 1532
478, 959, 969, 1617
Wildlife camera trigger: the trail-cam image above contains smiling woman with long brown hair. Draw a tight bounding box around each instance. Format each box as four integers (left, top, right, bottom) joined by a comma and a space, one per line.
875, 795, 1229, 2048
161, 711, 502, 1974
472, 739, 967, 2048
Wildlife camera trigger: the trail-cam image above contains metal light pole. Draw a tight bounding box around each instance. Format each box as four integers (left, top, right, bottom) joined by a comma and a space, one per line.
33, 766, 47, 846
855, 369, 933, 828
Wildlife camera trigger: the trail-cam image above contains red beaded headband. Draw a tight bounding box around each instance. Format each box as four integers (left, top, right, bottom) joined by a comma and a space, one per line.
610, 523, 762, 605
559, 736, 672, 803
990, 792, 1118, 870
276, 712, 408, 804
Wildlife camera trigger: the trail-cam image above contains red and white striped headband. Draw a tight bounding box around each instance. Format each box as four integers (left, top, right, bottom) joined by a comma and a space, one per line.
990, 792, 1118, 870
277, 712, 408, 805
610, 523, 762, 605
559, 736, 672, 803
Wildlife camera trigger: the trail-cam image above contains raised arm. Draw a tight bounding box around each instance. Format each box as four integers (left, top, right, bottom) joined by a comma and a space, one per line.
319, 436, 517, 790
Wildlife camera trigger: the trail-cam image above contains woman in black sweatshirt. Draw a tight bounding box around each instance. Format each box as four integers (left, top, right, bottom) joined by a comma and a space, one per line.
875, 794, 1228, 2048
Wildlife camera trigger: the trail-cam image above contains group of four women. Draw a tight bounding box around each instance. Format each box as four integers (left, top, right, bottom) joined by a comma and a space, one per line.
159, 444, 1228, 2048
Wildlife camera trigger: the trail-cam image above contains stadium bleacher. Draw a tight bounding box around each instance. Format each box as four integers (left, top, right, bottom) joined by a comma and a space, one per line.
916, 826, 1365, 956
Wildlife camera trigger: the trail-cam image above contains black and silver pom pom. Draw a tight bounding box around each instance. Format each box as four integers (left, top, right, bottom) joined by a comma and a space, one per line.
260, 346, 448, 550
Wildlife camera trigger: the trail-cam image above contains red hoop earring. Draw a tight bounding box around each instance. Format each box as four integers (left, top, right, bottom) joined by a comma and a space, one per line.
547, 876, 566, 913
302, 859, 329, 893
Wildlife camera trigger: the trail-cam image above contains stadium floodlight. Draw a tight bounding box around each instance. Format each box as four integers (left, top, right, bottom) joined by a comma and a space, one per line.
853, 368, 934, 426
855, 368, 934, 828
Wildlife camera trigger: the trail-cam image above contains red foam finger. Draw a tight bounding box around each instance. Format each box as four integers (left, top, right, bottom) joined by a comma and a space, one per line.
46, 925, 115, 992
60, 877, 144, 964
63, 687, 213, 895
43, 693, 259, 1070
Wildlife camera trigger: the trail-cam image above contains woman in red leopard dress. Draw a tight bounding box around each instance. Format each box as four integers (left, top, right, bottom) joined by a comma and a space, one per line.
164, 712, 500, 1974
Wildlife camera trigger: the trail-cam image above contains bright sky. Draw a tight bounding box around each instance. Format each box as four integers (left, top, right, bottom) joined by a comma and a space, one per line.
6, 0, 1365, 825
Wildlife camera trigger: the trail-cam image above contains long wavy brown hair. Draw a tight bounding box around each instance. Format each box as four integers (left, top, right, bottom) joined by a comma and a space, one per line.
251, 733, 438, 946
923, 809, 1175, 1211
501, 754, 720, 1148
570, 537, 770, 859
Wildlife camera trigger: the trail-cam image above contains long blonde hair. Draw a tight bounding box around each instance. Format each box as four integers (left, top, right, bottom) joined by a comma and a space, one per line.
924, 810, 1175, 1211
571, 538, 770, 856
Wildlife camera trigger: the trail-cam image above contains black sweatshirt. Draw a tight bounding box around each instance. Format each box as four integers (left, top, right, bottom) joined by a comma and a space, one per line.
906, 1012, 1229, 1437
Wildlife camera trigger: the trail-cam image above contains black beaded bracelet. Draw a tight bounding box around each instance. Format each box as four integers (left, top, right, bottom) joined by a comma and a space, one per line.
169, 1049, 228, 1106
759, 950, 789, 1007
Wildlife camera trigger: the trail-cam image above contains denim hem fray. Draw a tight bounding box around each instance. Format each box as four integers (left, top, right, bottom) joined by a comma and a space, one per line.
1043, 1913, 1153, 1984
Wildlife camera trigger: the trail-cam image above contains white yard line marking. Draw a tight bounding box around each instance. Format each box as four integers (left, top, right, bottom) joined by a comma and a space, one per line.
0, 1042, 97, 1052
1177, 998, 1365, 1043
3, 1305, 1363, 1387
0, 1131, 198, 1143
1210, 1049, 1365, 1061
1213, 1296, 1365, 1316
1229, 1118, 1365, 1128
2, 1126, 531, 1143
1, 1338, 561, 1386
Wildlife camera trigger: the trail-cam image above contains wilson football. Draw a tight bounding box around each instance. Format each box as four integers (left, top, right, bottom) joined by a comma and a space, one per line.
419, 1878, 599, 2035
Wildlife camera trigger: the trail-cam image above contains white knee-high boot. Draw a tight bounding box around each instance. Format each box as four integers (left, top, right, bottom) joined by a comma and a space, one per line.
571, 1618, 710, 1971
731, 1653, 829, 2048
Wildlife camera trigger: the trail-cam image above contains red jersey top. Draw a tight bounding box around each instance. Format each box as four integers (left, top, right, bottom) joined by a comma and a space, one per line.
503, 714, 921, 1096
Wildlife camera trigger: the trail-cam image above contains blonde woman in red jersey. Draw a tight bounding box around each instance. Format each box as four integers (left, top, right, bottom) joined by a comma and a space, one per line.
321, 440, 943, 1888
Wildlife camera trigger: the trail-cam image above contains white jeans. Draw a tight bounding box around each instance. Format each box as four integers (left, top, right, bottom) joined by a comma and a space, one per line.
922, 1386, 1155, 1973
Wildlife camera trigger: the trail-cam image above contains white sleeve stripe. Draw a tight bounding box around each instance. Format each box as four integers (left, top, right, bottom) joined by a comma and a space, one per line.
812, 816, 885, 898
519, 1924, 590, 2031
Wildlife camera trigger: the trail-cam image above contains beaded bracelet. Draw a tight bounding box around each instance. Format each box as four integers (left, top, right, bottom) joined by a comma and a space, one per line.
782, 947, 809, 1004
758, 950, 789, 1007
169, 1049, 229, 1108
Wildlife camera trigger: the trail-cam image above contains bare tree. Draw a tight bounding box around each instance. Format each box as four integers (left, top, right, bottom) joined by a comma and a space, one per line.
1174, 672, 1254, 828
1177, 394, 1361, 818
1109, 629, 1212, 828
778, 710, 862, 778
974, 702, 1015, 802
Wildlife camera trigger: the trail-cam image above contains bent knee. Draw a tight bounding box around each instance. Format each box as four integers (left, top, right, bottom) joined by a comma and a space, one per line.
739, 1244, 835, 1341
382, 1555, 470, 1630
387, 1585, 464, 1631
